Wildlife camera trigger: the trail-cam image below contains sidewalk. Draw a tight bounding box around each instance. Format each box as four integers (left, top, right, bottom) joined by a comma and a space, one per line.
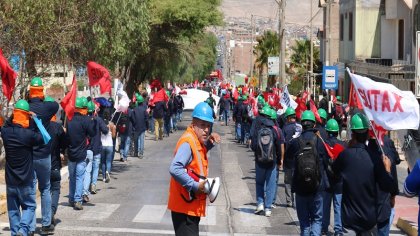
395, 195, 419, 235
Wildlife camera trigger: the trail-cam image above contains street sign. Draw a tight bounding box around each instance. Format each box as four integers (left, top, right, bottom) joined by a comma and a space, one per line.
268, 57, 279, 75
322, 66, 338, 90
416, 31, 420, 98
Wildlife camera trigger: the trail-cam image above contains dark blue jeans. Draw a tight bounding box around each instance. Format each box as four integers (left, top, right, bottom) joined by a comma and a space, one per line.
32, 157, 52, 228
255, 163, 277, 210
50, 169, 61, 217
322, 191, 342, 234
7, 183, 36, 236
295, 191, 323, 236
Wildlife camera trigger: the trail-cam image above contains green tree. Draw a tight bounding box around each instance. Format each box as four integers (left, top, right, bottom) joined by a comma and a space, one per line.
289, 39, 320, 94
253, 31, 279, 88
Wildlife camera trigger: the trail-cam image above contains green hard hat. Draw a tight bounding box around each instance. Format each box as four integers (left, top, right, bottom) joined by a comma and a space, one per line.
30, 77, 43, 87
87, 101, 96, 112
284, 107, 296, 117
75, 97, 85, 109
44, 96, 55, 102
351, 113, 369, 130
257, 95, 265, 104
318, 108, 327, 120
260, 105, 271, 116
242, 95, 248, 100
336, 96, 341, 101
166, 90, 171, 97
326, 119, 339, 132
269, 108, 277, 120
15, 99, 30, 112
81, 97, 88, 108
301, 110, 316, 122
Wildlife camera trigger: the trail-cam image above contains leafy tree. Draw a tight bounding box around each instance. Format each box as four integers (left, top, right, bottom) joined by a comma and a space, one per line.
253, 31, 279, 88
289, 39, 321, 92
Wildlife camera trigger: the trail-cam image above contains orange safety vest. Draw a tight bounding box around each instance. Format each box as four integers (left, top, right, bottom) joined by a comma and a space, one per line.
167, 126, 208, 217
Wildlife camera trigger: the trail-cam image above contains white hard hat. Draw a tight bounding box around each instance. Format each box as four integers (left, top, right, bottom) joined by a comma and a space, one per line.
204, 177, 220, 203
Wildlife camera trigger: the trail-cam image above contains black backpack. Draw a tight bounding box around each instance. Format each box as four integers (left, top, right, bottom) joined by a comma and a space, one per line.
296, 135, 320, 194
256, 126, 275, 164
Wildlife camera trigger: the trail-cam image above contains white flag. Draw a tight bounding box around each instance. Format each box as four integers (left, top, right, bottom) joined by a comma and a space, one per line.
347, 68, 419, 130
280, 85, 298, 109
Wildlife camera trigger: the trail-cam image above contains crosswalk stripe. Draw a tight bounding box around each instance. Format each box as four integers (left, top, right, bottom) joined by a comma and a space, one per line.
79, 203, 120, 220
200, 205, 217, 225
132, 205, 167, 223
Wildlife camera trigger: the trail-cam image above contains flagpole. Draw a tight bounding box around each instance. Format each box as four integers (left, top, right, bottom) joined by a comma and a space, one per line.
346, 68, 385, 154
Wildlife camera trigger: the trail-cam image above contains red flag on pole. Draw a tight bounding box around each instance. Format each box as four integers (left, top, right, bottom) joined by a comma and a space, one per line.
368, 121, 387, 145
310, 99, 322, 123
87, 61, 112, 94
60, 75, 77, 120
0, 49, 17, 101
322, 141, 346, 160
348, 82, 363, 109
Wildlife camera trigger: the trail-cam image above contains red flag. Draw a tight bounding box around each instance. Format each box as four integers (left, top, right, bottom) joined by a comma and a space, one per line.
310, 99, 322, 123
322, 141, 346, 160
369, 120, 387, 145
348, 82, 363, 109
0, 49, 17, 101
87, 61, 111, 94
60, 75, 77, 120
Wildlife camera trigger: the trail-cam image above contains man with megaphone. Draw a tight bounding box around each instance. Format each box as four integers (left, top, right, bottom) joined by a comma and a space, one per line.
168, 102, 221, 236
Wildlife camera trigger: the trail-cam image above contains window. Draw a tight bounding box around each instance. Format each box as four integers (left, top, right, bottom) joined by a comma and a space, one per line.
348, 12, 353, 41
340, 14, 344, 41
398, 19, 404, 60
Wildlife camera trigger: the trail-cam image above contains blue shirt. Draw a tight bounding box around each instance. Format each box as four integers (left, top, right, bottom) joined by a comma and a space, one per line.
169, 141, 214, 193
404, 160, 420, 236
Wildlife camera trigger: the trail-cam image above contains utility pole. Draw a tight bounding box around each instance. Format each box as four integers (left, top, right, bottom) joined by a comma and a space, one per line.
275, 0, 286, 86
310, 0, 314, 96
250, 14, 254, 79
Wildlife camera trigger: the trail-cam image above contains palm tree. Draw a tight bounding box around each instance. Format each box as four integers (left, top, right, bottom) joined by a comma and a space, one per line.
253, 31, 279, 88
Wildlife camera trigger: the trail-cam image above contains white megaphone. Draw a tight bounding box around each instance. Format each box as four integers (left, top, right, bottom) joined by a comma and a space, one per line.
203, 177, 220, 203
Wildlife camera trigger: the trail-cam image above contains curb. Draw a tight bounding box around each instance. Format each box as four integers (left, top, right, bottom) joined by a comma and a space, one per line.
397, 217, 418, 236
0, 166, 69, 215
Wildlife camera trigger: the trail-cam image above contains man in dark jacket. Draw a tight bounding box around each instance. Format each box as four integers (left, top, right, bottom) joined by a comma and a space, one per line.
66, 97, 96, 211
44, 96, 66, 226
288, 110, 328, 236
250, 106, 283, 217
174, 93, 184, 122
282, 107, 299, 208
316, 108, 328, 141
131, 95, 149, 158
84, 101, 108, 198
318, 90, 328, 112
322, 119, 347, 236
153, 99, 166, 141
233, 96, 243, 142
333, 113, 395, 235
27, 77, 59, 234
2, 100, 44, 236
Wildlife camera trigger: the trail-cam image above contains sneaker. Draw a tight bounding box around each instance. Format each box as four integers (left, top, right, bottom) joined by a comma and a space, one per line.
138, 154, 143, 159
73, 201, 83, 210
90, 184, 97, 194
120, 158, 124, 162
271, 204, 277, 209
40, 224, 55, 234
103, 178, 106, 182
68, 200, 75, 207
254, 204, 264, 214
265, 210, 272, 217
82, 195, 90, 203
51, 215, 56, 226
105, 171, 110, 183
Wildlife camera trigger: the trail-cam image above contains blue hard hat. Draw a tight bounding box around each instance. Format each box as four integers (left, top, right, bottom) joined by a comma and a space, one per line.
192, 102, 214, 123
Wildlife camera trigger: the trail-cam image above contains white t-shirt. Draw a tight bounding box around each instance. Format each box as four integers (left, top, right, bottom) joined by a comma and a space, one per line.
101, 124, 113, 147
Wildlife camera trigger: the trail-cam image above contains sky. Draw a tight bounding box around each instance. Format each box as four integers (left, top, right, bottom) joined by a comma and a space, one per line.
220, 0, 323, 26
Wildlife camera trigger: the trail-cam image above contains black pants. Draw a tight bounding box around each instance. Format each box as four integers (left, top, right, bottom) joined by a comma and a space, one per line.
171, 211, 200, 236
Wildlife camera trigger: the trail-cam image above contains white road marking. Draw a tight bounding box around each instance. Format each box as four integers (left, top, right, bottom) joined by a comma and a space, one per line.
132, 205, 167, 223
79, 203, 120, 221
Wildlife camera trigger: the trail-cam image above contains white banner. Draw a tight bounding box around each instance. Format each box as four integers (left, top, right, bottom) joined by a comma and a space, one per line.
280, 85, 298, 109
347, 68, 420, 130
268, 57, 279, 75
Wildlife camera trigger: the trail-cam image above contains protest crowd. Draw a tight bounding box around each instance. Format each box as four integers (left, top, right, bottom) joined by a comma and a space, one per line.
1, 58, 420, 236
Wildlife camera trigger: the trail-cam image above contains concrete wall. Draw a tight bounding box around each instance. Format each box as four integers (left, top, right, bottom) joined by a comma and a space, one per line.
381, 17, 398, 58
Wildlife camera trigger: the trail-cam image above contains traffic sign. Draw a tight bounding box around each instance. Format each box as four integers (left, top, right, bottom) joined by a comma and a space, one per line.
268, 57, 279, 75
322, 66, 338, 90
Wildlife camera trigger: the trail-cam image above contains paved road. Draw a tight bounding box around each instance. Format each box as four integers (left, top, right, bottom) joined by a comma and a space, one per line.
0, 111, 407, 235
